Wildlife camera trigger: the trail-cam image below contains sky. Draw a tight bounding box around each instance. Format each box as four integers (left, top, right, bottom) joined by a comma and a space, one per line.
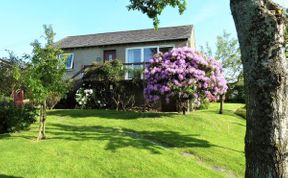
0, 0, 287, 58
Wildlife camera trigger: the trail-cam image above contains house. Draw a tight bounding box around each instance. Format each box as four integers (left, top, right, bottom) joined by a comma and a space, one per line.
56, 25, 195, 80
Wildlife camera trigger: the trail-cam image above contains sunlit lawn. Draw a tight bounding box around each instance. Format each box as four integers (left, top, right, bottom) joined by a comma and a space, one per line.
0, 103, 245, 178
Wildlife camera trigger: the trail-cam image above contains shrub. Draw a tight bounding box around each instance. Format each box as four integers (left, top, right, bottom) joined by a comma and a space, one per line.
80, 60, 144, 111
46, 92, 63, 109
0, 95, 13, 106
76, 80, 143, 110
0, 104, 37, 134
234, 106, 246, 119
198, 98, 210, 110
226, 80, 245, 103
144, 47, 228, 114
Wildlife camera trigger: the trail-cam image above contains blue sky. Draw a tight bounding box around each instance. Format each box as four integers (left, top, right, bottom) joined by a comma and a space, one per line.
0, 0, 287, 57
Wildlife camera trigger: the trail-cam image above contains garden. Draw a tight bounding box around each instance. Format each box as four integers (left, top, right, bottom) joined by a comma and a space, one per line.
0, 25, 246, 178
0, 103, 245, 178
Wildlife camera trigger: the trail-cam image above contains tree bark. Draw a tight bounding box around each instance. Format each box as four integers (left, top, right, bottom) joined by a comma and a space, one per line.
231, 0, 288, 177
219, 94, 224, 114
37, 101, 47, 141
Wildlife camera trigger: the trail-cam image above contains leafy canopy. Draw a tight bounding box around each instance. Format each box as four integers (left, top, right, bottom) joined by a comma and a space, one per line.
25, 25, 67, 103
127, 0, 186, 29
0, 50, 30, 97
215, 31, 242, 83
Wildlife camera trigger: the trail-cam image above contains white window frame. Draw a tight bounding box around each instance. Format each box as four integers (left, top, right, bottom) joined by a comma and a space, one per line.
125, 45, 175, 80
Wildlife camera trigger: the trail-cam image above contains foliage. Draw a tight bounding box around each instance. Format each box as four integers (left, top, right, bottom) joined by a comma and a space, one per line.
24, 25, 68, 140
84, 60, 125, 81
215, 31, 242, 83
200, 31, 243, 103
226, 79, 245, 103
82, 60, 142, 111
200, 31, 242, 84
198, 98, 210, 110
199, 42, 213, 57
46, 92, 64, 109
75, 88, 94, 109
0, 95, 13, 104
24, 25, 67, 103
234, 106, 246, 119
0, 52, 25, 96
127, 0, 186, 29
0, 104, 37, 134
144, 47, 227, 114
78, 80, 143, 111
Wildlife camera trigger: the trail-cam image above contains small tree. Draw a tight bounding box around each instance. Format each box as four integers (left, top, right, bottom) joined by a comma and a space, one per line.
25, 25, 67, 140
144, 47, 227, 115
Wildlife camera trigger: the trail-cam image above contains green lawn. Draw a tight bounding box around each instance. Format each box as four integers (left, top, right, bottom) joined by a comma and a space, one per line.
0, 103, 245, 178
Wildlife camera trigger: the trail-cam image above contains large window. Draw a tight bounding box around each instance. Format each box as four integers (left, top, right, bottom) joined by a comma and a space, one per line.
61, 53, 74, 70
127, 49, 141, 63
125, 45, 174, 79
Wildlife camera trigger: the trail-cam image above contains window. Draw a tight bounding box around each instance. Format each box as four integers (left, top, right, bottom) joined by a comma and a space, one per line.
127, 49, 141, 63
144, 47, 157, 62
61, 53, 74, 70
160, 46, 173, 53
125, 45, 174, 79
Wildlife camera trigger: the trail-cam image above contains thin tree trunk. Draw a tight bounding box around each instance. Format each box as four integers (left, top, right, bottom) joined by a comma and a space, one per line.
231, 0, 288, 177
219, 94, 224, 114
181, 100, 187, 115
37, 101, 47, 140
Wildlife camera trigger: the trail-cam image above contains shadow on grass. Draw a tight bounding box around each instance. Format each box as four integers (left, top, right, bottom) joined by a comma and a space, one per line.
200, 109, 245, 121
43, 123, 211, 154
0, 174, 23, 178
48, 109, 178, 120
42, 123, 242, 154
1, 123, 243, 154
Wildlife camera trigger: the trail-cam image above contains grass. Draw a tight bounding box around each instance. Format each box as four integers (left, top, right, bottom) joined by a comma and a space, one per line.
234, 106, 246, 119
0, 103, 245, 178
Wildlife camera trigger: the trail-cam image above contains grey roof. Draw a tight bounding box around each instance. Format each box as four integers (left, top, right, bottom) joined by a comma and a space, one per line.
57, 25, 193, 49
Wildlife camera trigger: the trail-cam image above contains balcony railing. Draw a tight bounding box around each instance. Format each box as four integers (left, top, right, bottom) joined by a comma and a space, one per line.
70, 62, 150, 80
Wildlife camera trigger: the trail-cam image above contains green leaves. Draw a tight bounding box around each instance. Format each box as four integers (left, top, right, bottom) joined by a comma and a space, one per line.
127, 0, 186, 29
84, 60, 125, 82
215, 31, 242, 84
25, 25, 67, 104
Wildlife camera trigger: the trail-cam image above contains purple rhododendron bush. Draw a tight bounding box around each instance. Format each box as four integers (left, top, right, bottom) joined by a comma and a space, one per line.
144, 47, 228, 114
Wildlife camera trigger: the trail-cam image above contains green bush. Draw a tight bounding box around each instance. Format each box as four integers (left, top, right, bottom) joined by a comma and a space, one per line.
234, 106, 246, 119
198, 98, 210, 110
0, 95, 12, 103
226, 80, 245, 103
0, 104, 37, 134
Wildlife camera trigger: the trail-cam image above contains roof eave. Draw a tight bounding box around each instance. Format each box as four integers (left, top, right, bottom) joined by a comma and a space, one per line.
60, 38, 189, 50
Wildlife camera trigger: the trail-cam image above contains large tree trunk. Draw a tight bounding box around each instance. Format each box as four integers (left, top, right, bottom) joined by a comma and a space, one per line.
231, 0, 288, 177
37, 101, 47, 141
